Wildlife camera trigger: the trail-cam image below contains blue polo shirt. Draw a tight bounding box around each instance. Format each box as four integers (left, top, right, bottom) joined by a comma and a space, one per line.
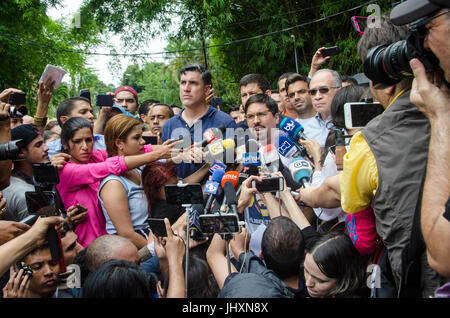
161, 106, 236, 179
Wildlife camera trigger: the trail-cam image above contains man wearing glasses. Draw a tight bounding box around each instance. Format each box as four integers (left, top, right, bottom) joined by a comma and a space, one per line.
285, 73, 330, 147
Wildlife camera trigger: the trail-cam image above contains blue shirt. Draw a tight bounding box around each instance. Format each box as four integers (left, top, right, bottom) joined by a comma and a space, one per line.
161, 106, 236, 179
47, 134, 106, 159
295, 113, 331, 147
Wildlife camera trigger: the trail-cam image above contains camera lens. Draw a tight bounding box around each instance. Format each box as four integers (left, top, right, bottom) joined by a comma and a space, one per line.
0, 140, 21, 161
363, 40, 412, 87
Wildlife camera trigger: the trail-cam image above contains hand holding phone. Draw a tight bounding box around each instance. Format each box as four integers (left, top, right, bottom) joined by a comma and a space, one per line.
251, 176, 284, 193
148, 218, 168, 237
39, 64, 66, 89
321, 46, 339, 58
344, 102, 384, 129
96, 94, 114, 107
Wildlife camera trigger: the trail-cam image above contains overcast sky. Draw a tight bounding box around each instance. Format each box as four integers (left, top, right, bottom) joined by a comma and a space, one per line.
46, 0, 168, 87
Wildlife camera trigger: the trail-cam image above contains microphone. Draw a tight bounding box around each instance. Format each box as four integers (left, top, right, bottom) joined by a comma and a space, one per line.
278, 134, 304, 159
242, 139, 261, 168
204, 168, 226, 213
222, 138, 236, 165
195, 125, 227, 147
204, 138, 225, 163
289, 157, 313, 188
262, 144, 280, 173
223, 181, 239, 215
220, 171, 239, 212
279, 117, 308, 141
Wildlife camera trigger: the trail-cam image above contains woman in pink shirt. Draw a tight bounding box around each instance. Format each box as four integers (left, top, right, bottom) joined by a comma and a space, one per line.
56, 117, 180, 247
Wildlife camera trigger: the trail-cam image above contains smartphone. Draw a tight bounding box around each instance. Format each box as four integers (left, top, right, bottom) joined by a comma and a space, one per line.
251, 177, 284, 193
39, 64, 66, 89
199, 213, 240, 235
96, 94, 114, 107
33, 162, 59, 185
164, 184, 204, 205
75, 204, 87, 213
210, 97, 223, 110
79, 89, 91, 104
9, 92, 26, 105
344, 102, 384, 129
147, 218, 168, 237
25, 191, 60, 216
321, 46, 339, 57
142, 136, 158, 145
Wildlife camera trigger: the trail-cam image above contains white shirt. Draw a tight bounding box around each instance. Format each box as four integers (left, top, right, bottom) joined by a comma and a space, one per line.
296, 114, 330, 147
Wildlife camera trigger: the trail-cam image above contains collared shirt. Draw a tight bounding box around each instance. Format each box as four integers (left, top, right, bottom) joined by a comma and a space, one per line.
339, 88, 408, 214
161, 105, 236, 179
295, 113, 330, 147
47, 134, 106, 159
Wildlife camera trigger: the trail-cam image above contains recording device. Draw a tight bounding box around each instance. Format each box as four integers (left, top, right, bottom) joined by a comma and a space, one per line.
278, 134, 309, 160
79, 89, 91, 104
262, 144, 280, 173
188, 205, 207, 240
219, 171, 239, 213
9, 92, 26, 106
147, 218, 168, 237
204, 168, 226, 213
196, 125, 227, 147
242, 139, 261, 168
39, 64, 66, 89
321, 46, 339, 57
279, 117, 308, 141
363, 26, 442, 87
8, 93, 28, 118
24, 162, 65, 271
164, 183, 204, 205
96, 94, 114, 107
210, 97, 223, 110
20, 214, 39, 226
0, 140, 21, 161
15, 263, 33, 279
344, 101, 384, 129
289, 157, 313, 188
251, 176, 284, 193
199, 213, 240, 235
142, 135, 158, 145
75, 204, 87, 213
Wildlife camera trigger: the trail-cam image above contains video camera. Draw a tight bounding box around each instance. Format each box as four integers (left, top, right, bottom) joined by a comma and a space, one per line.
24, 162, 66, 271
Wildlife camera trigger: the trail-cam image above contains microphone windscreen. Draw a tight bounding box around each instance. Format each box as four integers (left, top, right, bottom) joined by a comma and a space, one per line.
211, 168, 226, 183
223, 181, 238, 205
221, 171, 239, 189
222, 138, 236, 150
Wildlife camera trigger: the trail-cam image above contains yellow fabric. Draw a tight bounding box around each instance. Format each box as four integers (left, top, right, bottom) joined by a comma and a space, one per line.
339, 88, 409, 214
339, 131, 378, 213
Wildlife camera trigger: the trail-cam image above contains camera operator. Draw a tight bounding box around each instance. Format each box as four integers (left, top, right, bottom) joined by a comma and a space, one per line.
390, 0, 450, 278
339, 15, 445, 297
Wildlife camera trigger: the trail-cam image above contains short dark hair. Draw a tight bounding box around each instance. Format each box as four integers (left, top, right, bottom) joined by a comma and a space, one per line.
239, 74, 270, 93
261, 216, 305, 280
278, 72, 295, 83
284, 73, 309, 93
244, 94, 279, 117
151, 103, 174, 118
82, 260, 157, 298
341, 76, 358, 86
170, 103, 182, 110
228, 104, 241, 113
56, 97, 91, 126
180, 63, 212, 86
330, 85, 367, 129
139, 99, 160, 115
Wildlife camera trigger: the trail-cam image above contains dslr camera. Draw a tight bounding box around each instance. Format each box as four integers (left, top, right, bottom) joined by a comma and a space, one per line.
363, 19, 441, 87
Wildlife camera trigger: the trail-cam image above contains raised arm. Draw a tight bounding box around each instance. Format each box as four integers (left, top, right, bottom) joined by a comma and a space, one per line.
298, 174, 341, 209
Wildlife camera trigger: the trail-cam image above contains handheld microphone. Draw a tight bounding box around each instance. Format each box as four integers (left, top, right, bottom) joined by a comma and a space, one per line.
195, 125, 227, 147
223, 181, 239, 215
262, 144, 280, 173
204, 168, 226, 213
280, 117, 308, 141
242, 138, 261, 167
222, 138, 236, 165
220, 171, 239, 212
204, 138, 225, 163
289, 157, 313, 188
278, 134, 303, 159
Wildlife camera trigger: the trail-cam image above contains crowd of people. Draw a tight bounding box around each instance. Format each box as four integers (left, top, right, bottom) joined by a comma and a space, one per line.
0, 0, 449, 299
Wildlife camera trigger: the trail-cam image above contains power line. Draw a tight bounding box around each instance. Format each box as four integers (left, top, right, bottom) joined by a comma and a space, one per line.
1, 0, 375, 57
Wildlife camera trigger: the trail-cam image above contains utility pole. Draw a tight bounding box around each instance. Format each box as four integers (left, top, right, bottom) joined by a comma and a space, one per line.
291, 34, 299, 73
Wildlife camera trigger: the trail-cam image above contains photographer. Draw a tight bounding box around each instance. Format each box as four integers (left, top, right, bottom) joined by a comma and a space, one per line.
390, 0, 450, 277
339, 15, 443, 297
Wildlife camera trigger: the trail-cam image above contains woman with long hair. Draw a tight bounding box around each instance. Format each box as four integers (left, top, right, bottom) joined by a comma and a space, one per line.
56, 116, 180, 247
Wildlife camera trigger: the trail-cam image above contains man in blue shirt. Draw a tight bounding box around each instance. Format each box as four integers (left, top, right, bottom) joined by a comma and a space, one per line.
161, 63, 236, 179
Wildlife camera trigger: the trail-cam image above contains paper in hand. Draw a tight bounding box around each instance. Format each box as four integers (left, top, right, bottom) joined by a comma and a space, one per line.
39, 64, 66, 89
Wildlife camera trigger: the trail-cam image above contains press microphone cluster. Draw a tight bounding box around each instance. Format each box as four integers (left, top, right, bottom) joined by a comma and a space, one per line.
288, 157, 313, 188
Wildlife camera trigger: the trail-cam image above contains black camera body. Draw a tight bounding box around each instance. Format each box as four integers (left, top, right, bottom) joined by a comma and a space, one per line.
364, 29, 441, 87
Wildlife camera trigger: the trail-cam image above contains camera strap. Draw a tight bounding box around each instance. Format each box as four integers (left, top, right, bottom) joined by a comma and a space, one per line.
12, 169, 34, 185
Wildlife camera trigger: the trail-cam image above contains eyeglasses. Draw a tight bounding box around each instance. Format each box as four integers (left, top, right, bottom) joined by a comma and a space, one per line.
308, 86, 340, 96
245, 111, 270, 121
115, 98, 136, 104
